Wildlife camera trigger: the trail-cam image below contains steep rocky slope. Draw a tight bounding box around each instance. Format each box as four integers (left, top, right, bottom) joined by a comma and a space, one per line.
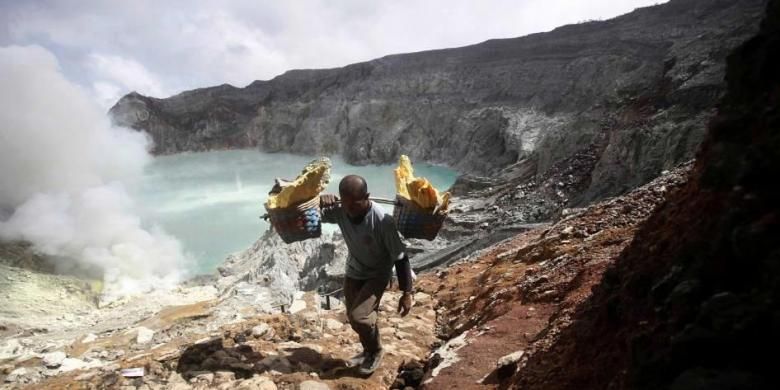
110, 0, 765, 205
392, 2, 779, 386
510, 0, 780, 387
411, 163, 692, 389
0, 165, 687, 389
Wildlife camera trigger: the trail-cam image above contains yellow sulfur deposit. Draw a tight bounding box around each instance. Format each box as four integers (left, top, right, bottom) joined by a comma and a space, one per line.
394, 155, 451, 212
266, 157, 331, 209
395, 155, 414, 200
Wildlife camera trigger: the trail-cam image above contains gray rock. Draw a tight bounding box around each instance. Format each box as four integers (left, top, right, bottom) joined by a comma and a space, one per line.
59, 357, 102, 372
258, 356, 292, 374
237, 375, 277, 390
289, 298, 307, 314
59, 358, 87, 372
413, 292, 431, 303
191, 372, 214, 384
252, 323, 273, 339
212, 230, 347, 322
214, 370, 236, 383
5, 367, 26, 383
42, 351, 67, 368
136, 327, 155, 344
167, 372, 188, 384
299, 380, 330, 390
497, 350, 525, 367
0, 338, 22, 360
325, 319, 343, 331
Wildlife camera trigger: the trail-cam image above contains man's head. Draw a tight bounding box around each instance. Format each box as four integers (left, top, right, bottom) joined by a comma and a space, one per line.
339, 175, 370, 223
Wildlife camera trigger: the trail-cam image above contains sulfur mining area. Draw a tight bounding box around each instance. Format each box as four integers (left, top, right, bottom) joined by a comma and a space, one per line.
1, 0, 778, 389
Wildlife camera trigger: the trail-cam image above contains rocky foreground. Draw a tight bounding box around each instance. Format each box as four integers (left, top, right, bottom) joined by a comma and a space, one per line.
1, 160, 690, 389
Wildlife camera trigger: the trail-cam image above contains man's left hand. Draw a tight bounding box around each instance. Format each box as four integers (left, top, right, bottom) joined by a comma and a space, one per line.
398, 292, 414, 317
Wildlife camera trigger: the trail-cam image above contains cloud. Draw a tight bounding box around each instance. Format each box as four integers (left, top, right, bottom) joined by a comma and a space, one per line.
87, 53, 167, 108
0, 0, 666, 106
0, 45, 190, 299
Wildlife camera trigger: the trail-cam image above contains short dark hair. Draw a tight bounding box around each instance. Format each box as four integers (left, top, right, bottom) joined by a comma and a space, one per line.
339, 175, 368, 198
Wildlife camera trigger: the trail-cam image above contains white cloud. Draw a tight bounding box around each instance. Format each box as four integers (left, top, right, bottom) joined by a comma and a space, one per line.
87, 53, 167, 108
92, 80, 122, 109
0, 45, 190, 299
0, 0, 666, 105
174, 9, 289, 87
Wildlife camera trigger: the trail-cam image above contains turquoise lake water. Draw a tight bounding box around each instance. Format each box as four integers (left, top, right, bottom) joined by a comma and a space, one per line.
130, 150, 458, 274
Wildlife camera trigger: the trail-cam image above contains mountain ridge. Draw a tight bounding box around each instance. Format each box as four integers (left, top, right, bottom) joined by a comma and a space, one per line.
110, 0, 765, 206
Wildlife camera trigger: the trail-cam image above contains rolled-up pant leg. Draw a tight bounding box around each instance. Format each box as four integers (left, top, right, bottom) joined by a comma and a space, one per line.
343, 276, 389, 353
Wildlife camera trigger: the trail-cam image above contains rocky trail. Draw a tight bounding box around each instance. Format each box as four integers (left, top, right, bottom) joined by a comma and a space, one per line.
1, 163, 690, 389
7, 289, 438, 389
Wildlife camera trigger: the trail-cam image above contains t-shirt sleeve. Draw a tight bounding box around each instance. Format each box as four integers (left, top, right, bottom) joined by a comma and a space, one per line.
381, 214, 406, 262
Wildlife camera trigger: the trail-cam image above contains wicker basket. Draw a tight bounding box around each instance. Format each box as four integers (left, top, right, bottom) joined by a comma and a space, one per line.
392, 195, 446, 240
266, 196, 322, 243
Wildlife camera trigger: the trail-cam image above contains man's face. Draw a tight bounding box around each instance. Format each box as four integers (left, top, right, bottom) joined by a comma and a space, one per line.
340, 190, 370, 221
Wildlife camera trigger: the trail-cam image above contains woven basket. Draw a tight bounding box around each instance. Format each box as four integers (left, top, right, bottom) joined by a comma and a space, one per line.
392, 195, 446, 240
266, 196, 322, 243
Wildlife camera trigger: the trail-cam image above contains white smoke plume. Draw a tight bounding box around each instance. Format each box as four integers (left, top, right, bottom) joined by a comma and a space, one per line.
0, 45, 190, 298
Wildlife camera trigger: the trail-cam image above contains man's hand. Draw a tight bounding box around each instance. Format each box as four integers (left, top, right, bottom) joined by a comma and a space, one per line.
320, 194, 339, 208
398, 292, 414, 317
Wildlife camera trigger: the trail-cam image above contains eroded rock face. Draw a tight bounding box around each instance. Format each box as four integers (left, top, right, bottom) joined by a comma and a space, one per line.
215, 229, 347, 314
511, 0, 780, 388
110, 0, 765, 204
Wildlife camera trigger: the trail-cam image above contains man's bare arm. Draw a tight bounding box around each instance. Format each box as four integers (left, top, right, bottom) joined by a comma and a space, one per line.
395, 254, 414, 293
395, 254, 414, 317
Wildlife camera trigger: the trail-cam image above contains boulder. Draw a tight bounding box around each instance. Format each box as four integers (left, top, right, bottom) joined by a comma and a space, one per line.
136, 327, 155, 344
252, 323, 273, 339
325, 319, 343, 331
42, 351, 67, 368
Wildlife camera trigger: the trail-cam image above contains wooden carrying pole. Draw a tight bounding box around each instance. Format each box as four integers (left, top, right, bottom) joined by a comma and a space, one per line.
260, 196, 398, 220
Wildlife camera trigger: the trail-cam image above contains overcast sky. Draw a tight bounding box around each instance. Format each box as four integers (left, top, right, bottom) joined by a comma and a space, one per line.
1, 0, 666, 109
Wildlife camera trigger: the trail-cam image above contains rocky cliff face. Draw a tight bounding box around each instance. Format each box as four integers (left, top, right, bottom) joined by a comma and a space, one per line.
110, 0, 765, 204
215, 229, 348, 315
510, 0, 780, 387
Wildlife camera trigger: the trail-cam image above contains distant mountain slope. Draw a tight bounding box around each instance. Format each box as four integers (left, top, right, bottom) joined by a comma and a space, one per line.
110, 0, 765, 203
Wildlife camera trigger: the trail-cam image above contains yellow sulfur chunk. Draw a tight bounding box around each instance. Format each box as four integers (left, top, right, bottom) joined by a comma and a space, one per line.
407, 178, 438, 209
439, 191, 451, 211
266, 158, 331, 209
394, 154, 451, 212
394, 155, 413, 200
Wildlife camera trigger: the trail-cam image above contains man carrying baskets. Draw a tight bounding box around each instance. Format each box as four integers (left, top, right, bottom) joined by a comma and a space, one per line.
319, 174, 415, 376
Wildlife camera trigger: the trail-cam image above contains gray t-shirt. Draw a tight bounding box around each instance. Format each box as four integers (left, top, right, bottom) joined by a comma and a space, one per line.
321, 201, 406, 280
